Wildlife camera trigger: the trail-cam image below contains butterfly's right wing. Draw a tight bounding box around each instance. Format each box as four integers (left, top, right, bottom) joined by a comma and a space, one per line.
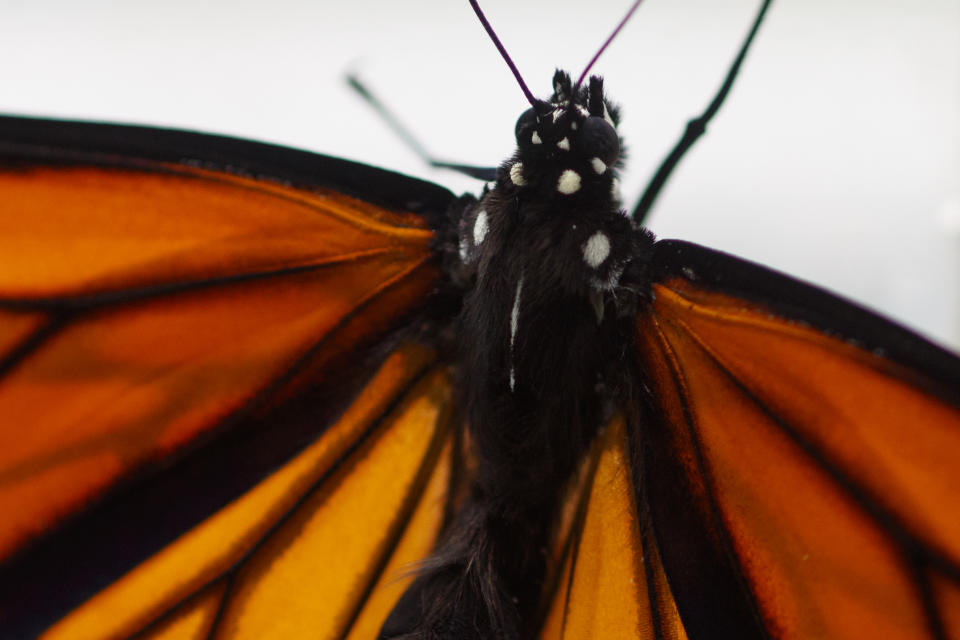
540, 239, 960, 640
538, 416, 688, 640
631, 240, 960, 640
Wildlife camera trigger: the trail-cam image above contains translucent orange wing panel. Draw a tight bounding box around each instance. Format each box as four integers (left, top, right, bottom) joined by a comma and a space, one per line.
637, 277, 960, 639
540, 417, 688, 640
0, 163, 436, 565
40, 346, 453, 639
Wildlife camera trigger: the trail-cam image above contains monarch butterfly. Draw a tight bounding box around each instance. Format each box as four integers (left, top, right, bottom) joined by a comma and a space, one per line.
1, 1, 959, 639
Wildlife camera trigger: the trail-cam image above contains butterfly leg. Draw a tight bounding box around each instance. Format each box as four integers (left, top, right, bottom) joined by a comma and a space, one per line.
629, 0, 772, 223
347, 74, 498, 181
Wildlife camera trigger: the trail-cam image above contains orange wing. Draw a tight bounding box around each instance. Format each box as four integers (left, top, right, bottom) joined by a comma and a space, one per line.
43, 345, 455, 640
634, 240, 960, 640
0, 117, 456, 637
539, 416, 688, 640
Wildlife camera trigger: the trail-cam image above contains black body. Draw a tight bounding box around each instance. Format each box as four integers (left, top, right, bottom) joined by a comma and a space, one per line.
381, 72, 657, 638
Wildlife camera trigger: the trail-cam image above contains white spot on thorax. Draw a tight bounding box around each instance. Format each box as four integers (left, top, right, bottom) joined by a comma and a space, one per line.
510, 278, 523, 344
556, 137, 570, 151
557, 169, 581, 194
473, 209, 489, 246
509, 276, 524, 391
583, 231, 611, 268
552, 108, 564, 122
531, 131, 542, 145
510, 162, 526, 186
458, 235, 469, 261
591, 157, 607, 174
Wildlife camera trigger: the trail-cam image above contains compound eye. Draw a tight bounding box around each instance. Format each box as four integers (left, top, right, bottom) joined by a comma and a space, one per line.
580, 116, 619, 166
515, 107, 538, 145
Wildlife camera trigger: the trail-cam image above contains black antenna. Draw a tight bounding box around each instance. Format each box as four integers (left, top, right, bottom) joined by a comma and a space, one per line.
632, 0, 773, 223
468, 0, 538, 107
576, 0, 645, 89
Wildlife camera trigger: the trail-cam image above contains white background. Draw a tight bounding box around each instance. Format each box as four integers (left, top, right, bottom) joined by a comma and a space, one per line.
2, 0, 958, 349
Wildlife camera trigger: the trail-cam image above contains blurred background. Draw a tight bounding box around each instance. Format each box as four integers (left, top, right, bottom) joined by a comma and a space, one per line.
2, 0, 958, 349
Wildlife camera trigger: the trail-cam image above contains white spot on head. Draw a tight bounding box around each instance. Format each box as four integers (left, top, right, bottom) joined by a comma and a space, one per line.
582, 231, 611, 268
473, 209, 489, 246
603, 104, 615, 128
556, 137, 570, 151
531, 131, 542, 145
591, 157, 607, 174
557, 170, 581, 194
510, 162, 527, 186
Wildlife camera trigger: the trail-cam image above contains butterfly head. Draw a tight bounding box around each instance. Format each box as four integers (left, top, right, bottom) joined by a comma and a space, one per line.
505, 70, 622, 203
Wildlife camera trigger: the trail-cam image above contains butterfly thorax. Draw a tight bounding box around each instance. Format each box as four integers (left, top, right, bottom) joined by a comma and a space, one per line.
457, 70, 648, 481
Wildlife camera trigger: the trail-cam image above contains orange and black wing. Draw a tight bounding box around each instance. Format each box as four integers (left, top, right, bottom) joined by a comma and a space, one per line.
538, 239, 960, 640
629, 240, 960, 639
538, 414, 688, 640
0, 116, 458, 638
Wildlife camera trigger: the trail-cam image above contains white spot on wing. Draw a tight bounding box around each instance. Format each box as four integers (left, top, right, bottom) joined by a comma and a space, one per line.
473, 209, 489, 246
531, 131, 542, 145
582, 231, 610, 268
556, 137, 570, 151
557, 170, 581, 194
591, 157, 607, 174
510, 162, 526, 186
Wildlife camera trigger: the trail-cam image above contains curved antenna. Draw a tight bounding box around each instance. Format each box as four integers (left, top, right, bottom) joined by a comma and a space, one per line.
468, 0, 538, 106
576, 0, 645, 88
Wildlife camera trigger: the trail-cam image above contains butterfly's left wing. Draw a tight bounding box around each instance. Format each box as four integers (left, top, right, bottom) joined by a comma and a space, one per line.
0, 117, 461, 638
